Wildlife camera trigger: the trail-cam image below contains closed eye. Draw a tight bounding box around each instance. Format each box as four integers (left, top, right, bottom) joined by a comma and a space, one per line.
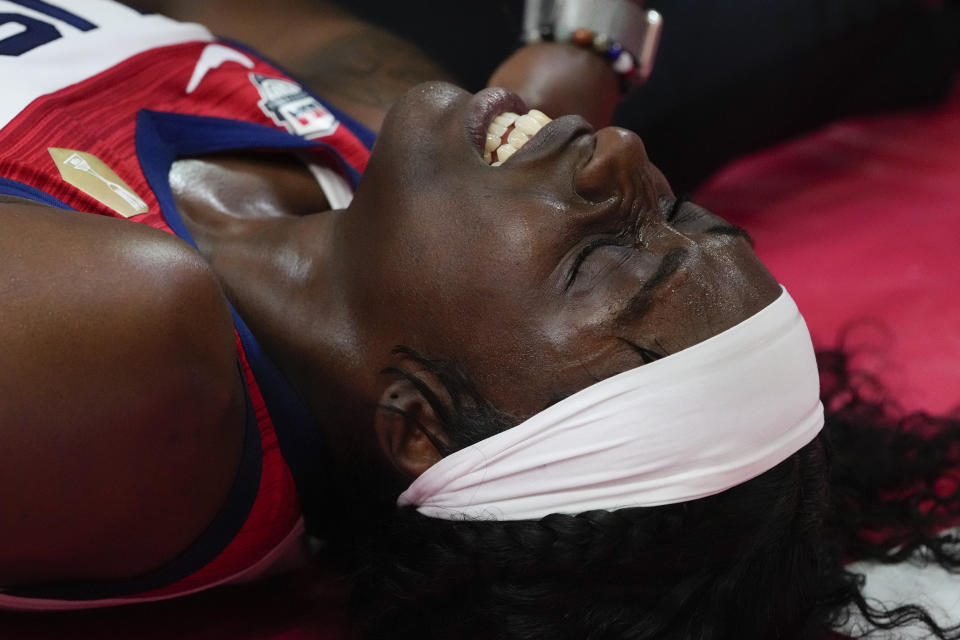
619, 338, 667, 365
667, 197, 755, 246
666, 195, 696, 224
564, 235, 632, 291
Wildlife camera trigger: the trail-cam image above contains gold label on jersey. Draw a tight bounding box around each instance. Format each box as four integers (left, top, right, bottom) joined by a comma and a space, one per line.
48, 148, 149, 218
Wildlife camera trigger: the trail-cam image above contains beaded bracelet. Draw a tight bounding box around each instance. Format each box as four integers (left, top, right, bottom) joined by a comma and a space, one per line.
522, 0, 663, 91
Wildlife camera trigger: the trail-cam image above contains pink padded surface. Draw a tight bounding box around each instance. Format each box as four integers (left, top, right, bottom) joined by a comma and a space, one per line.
697, 82, 960, 415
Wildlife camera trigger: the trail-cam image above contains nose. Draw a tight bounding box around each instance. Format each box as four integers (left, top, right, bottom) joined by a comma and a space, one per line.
574, 127, 654, 206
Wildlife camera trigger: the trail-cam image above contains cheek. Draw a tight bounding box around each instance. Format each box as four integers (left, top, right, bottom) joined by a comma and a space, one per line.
383, 248, 536, 360
418, 216, 544, 305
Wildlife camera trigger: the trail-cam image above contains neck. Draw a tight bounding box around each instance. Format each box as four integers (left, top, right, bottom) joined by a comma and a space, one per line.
171, 154, 384, 465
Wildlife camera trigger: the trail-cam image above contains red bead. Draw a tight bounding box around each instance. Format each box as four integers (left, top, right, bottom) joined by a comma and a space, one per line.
572, 28, 594, 46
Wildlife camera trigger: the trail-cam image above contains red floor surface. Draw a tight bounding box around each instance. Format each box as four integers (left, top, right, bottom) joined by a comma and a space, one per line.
697, 81, 960, 416
2, 82, 958, 639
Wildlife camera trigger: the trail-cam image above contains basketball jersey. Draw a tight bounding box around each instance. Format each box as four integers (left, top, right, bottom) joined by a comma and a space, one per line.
0, 0, 373, 609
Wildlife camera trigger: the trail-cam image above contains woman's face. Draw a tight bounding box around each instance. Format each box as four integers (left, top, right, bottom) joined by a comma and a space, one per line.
346, 82, 780, 419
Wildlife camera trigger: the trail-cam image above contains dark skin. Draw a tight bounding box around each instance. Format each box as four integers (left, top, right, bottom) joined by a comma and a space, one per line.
0, 6, 777, 587
0, 196, 243, 583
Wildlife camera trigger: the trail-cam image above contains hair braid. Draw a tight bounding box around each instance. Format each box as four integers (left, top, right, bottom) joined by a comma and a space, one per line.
323, 347, 960, 638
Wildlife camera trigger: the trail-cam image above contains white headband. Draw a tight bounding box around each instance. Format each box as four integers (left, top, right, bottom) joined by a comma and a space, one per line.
397, 287, 824, 520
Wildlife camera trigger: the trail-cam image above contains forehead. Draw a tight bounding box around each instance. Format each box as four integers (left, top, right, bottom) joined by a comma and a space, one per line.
429, 265, 775, 422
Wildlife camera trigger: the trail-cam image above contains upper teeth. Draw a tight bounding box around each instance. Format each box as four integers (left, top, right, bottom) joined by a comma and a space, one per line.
485, 109, 552, 166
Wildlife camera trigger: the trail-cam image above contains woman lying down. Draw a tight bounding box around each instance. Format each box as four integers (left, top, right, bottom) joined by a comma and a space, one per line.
1, 0, 959, 638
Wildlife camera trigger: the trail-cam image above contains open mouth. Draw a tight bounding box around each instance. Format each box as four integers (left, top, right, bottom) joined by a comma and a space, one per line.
483, 109, 552, 166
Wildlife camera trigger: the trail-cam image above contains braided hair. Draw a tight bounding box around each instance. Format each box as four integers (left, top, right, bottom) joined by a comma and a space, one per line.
317, 347, 960, 639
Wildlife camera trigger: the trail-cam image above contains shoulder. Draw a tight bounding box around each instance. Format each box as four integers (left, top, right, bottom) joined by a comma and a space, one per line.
0, 196, 235, 376
0, 200, 247, 585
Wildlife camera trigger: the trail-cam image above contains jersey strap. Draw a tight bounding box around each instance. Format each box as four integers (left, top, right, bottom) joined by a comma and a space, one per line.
0, 176, 73, 208
136, 109, 346, 532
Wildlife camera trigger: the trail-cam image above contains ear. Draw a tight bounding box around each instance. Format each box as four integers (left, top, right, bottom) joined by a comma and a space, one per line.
374, 377, 449, 480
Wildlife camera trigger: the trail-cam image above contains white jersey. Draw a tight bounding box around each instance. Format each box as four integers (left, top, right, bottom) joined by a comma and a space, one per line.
0, 0, 212, 128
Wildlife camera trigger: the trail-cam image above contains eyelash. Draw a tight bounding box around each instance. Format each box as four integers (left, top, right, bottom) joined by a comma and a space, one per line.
666, 195, 689, 223
566, 196, 691, 289
564, 235, 633, 290
620, 338, 667, 364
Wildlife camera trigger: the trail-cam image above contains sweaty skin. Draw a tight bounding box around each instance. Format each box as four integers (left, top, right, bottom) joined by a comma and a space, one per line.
0, 28, 628, 585
0, 70, 775, 584
173, 81, 780, 480
0, 195, 244, 584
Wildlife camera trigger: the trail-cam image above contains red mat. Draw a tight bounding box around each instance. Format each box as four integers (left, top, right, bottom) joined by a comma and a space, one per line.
697, 81, 960, 416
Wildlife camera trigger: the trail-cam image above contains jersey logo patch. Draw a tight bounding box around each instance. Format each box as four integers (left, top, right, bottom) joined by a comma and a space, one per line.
250, 73, 339, 139
48, 148, 148, 218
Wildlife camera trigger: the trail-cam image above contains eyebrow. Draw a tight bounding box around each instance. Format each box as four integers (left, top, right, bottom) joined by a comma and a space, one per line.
611, 222, 755, 328
671, 197, 756, 248
704, 223, 755, 247
614, 247, 689, 328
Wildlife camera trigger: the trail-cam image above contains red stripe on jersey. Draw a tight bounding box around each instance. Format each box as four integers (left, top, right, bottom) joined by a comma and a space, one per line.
130, 334, 302, 599
0, 39, 368, 227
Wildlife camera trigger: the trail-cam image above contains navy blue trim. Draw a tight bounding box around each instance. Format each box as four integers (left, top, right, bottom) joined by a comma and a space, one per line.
8, 374, 262, 600
0, 177, 73, 210
221, 37, 377, 152
137, 109, 363, 193
6, 0, 97, 31
136, 109, 329, 530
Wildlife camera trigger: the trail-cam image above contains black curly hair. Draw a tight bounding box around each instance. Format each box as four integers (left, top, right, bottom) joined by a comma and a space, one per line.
315, 346, 960, 640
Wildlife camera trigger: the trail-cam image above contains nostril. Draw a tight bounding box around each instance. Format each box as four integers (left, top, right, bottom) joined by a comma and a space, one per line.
574, 127, 648, 204
573, 136, 608, 204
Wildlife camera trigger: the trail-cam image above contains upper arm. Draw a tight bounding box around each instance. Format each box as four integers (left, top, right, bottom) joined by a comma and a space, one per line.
0, 200, 246, 585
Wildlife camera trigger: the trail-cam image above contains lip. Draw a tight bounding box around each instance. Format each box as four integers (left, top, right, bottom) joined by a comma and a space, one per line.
502, 114, 594, 167
464, 87, 528, 157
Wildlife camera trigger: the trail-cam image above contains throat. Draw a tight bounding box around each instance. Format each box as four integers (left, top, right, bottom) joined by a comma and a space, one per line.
168, 153, 366, 462
170, 151, 338, 267
170, 152, 334, 230
169, 151, 342, 372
